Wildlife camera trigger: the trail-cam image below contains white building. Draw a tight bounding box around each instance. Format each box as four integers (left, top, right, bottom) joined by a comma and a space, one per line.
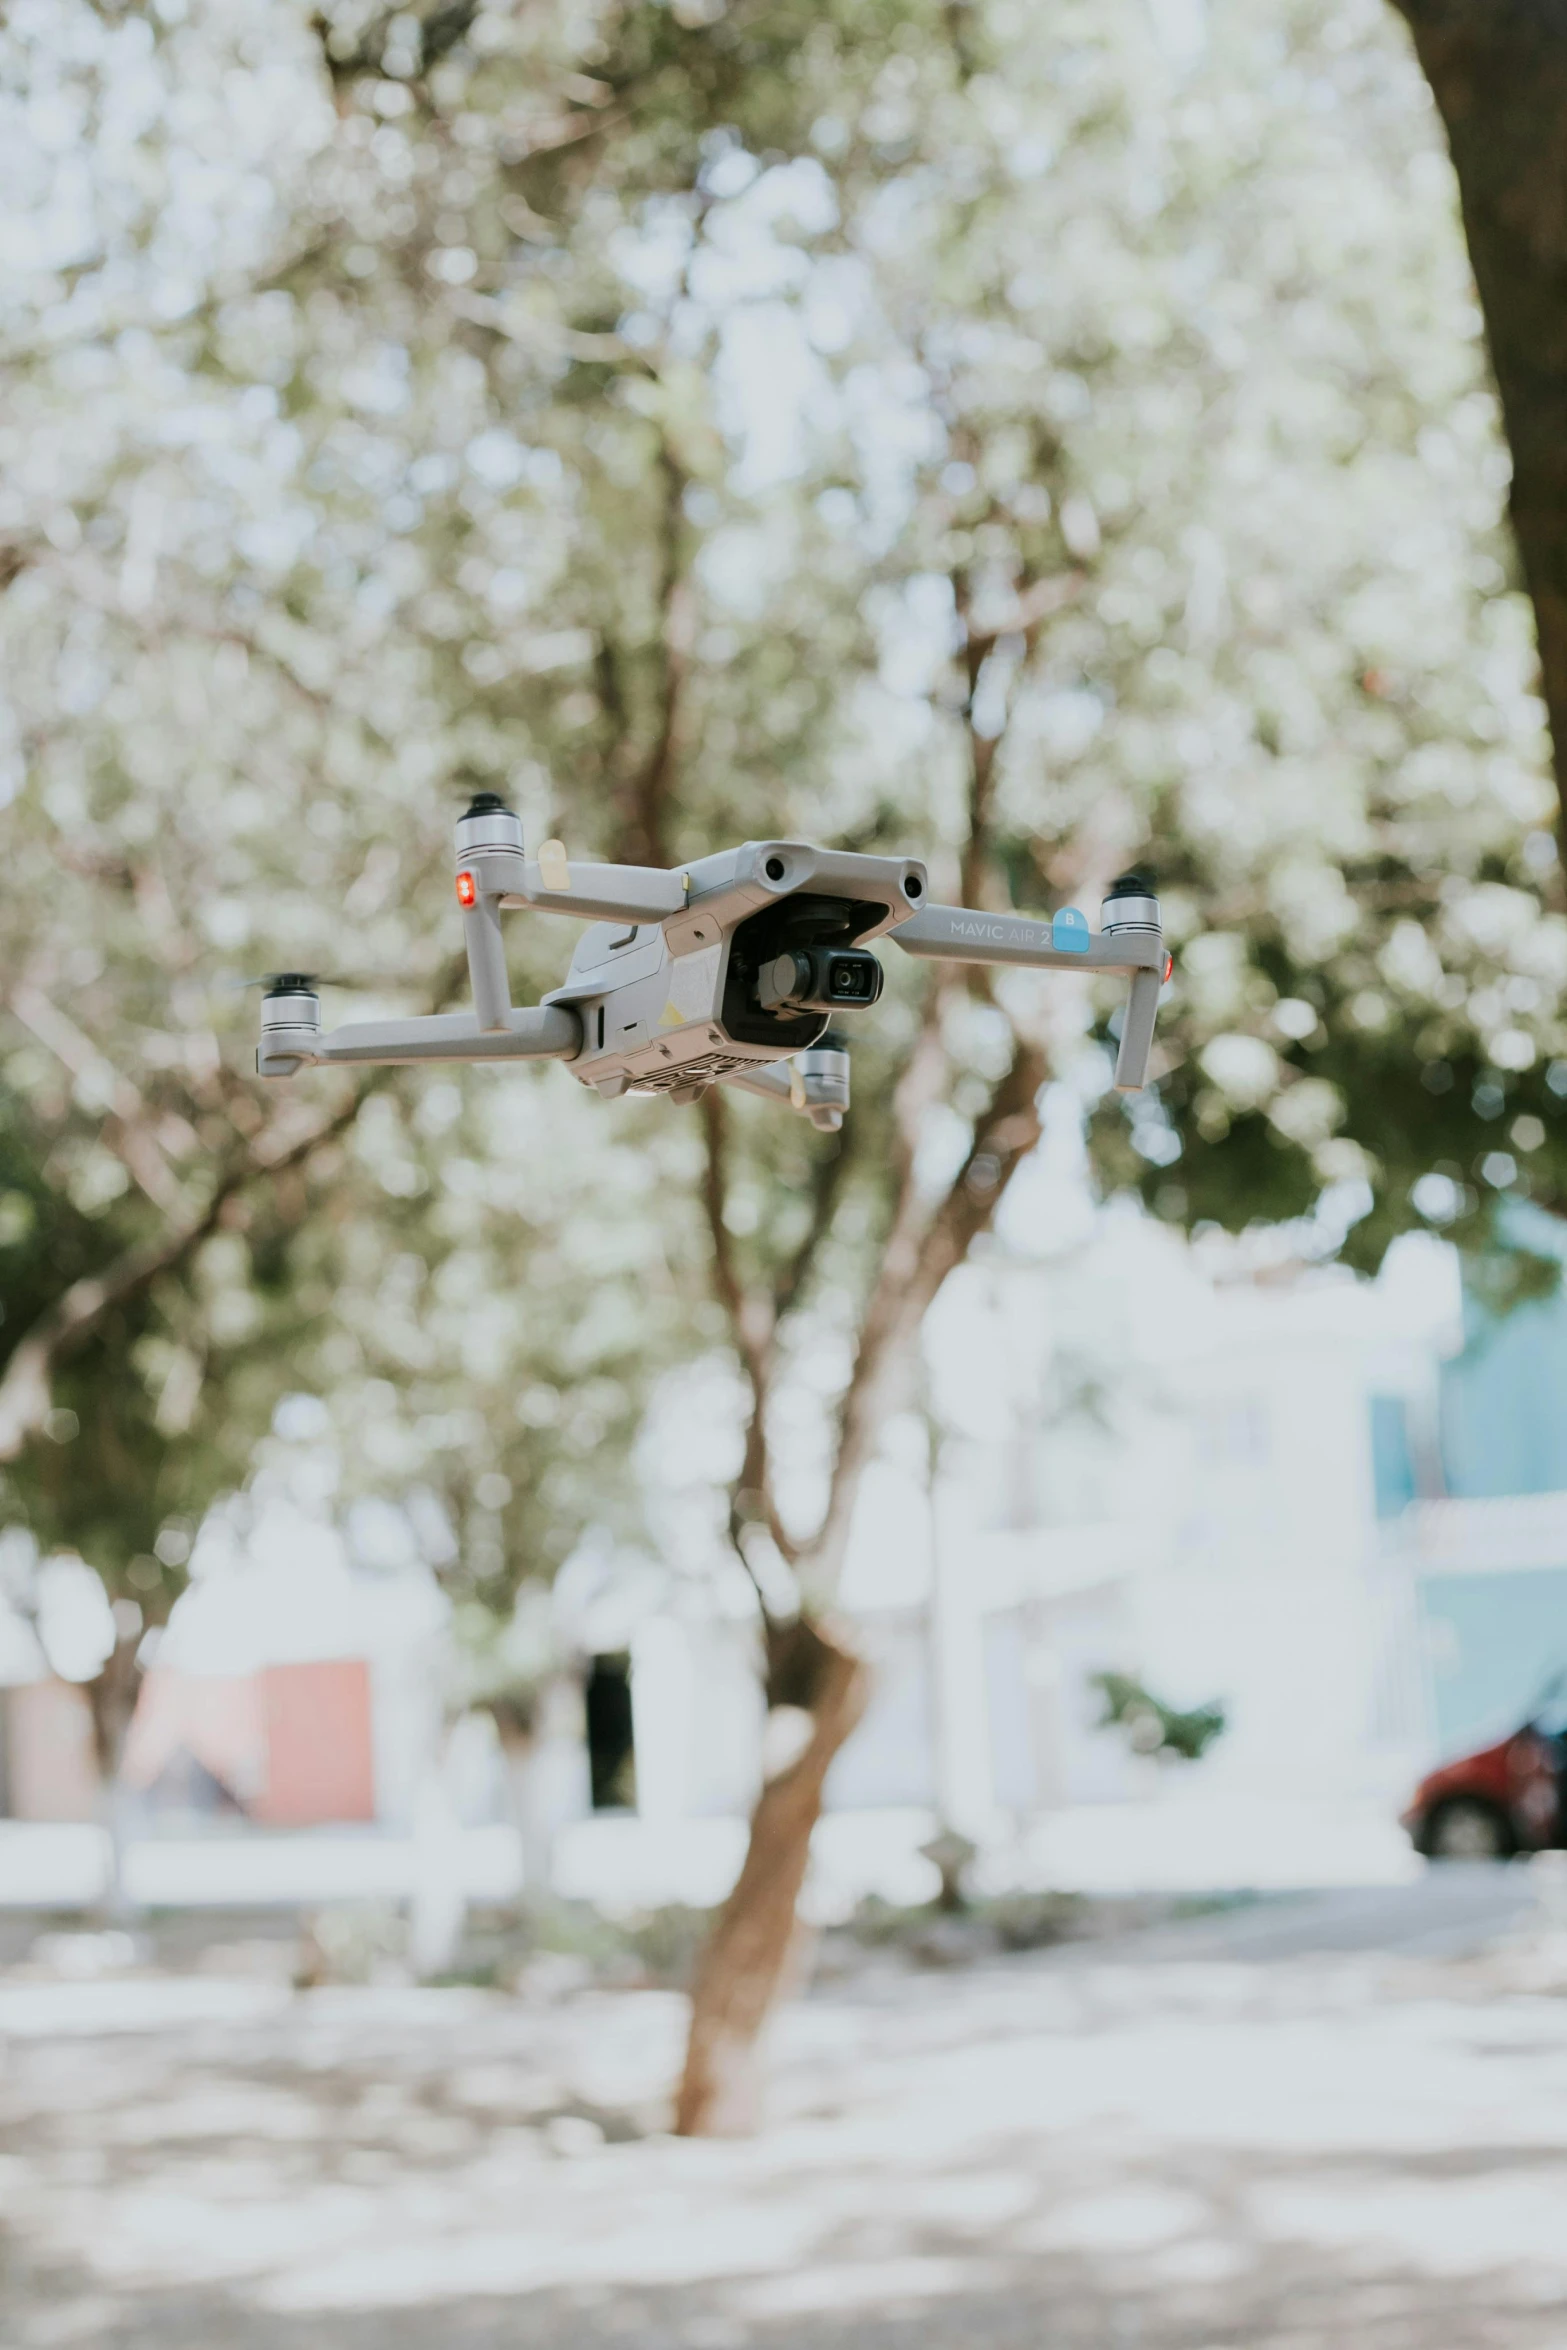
552, 1211, 1464, 1906
1, 1200, 1478, 1908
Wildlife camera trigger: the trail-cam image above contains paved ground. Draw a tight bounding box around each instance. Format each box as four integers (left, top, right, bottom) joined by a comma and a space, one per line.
3, 1865, 1567, 2347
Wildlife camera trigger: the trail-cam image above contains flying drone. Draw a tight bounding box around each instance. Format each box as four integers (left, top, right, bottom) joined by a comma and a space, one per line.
256, 795, 1169, 1130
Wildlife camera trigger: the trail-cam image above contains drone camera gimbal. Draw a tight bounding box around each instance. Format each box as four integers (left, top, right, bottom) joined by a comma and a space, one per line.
258, 795, 1168, 1128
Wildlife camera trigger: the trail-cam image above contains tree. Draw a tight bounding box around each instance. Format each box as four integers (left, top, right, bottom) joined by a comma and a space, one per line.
1055, 0, 1567, 1272
1393, 1, 1567, 869
1093, 1672, 1227, 1764
0, 0, 766, 1775
0, 1051, 368, 1776
673, 0, 1550, 2126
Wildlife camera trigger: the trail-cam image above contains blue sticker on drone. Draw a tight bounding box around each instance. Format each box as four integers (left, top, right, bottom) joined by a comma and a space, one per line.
1052, 907, 1090, 953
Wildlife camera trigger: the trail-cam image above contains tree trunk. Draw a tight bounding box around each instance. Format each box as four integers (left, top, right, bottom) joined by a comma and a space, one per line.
408, 1728, 467, 1978
85, 1634, 144, 1921
678, 1033, 1048, 2133
675, 1617, 869, 2137
1393, 0, 1567, 860
495, 1721, 550, 1903
492, 1684, 588, 1907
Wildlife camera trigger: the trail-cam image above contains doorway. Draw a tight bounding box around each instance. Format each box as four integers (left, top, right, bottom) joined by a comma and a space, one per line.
584, 1652, 636, 1810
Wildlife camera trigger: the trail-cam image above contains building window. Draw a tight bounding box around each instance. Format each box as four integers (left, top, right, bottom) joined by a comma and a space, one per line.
1197, 1398, 1270, 1469
584, 1652, 636, 1811
1370, 1395, 1417, 1520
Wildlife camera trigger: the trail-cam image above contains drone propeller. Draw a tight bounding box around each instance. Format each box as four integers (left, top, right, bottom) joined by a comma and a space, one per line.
222, 971, 360, 995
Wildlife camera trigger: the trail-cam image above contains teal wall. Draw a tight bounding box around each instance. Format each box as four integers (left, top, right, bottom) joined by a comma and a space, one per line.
1441, 1203, 1567, 1499
1407, 1204, 1567, 1755
1419, 1568, 1567, 1753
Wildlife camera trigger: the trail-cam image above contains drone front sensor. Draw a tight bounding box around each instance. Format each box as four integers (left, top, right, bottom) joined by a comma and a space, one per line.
256, 797, 1167, 1118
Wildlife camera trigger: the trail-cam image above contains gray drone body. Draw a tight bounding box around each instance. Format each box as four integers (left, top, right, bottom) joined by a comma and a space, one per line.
257, 796, 1167, 1128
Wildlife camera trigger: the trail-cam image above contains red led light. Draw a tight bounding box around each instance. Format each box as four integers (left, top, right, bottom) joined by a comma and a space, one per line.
455, 870, 477, 908
1163, 952, 1173, 982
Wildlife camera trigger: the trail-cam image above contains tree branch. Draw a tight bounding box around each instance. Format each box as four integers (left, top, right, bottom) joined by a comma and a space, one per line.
803, 1030, 1047, 1601
8, 982, 189, 1218
698, 1089, 797, 1591
772, 1129, 851, 1321
0, 1087, 372, 1463
789, 533, 1074, 1600
616, 442, 693, 869
952, 564, 1083, 908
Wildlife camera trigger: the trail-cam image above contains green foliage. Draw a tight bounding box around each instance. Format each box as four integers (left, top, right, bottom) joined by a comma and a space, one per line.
1463, 1230, 1564, 1321
0, 1074, 335, 1622
1093, 1670, 1227, 1764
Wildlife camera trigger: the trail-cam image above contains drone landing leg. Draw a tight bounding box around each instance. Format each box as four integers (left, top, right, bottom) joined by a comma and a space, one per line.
463, 895, 512, 1033
1114, 967, 1162, 1093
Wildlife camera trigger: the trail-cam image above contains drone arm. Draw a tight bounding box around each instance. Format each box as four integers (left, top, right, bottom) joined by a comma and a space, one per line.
315, 1005, 580, 1067
890, 900, 1167, 1093
259, 1003, 581, 1077
890, 904, 1162, 975
722, 1039, 850, 1131
723, 1063, 796, 1106
467, 849, 688, 926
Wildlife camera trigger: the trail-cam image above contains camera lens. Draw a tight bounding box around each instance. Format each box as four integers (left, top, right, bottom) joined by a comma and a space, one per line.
829, 956, 875, 1001
754, 941, 881, 1016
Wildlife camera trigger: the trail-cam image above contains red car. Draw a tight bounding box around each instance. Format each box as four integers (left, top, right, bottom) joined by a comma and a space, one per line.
1403, 1676, 1567, 1860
